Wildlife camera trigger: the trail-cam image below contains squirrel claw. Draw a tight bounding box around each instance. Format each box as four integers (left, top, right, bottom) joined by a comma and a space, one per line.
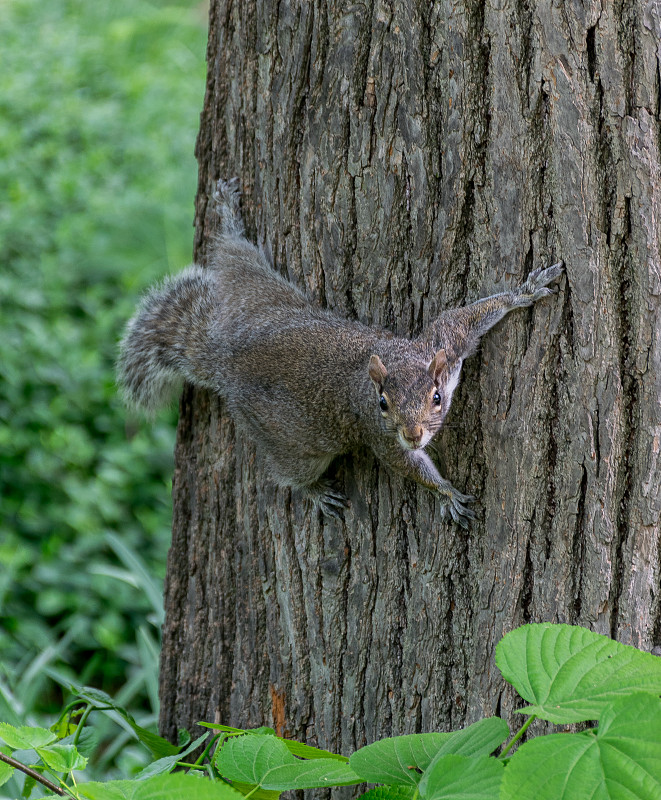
518, 261, 565, 305
212, 176, 240, 201
319, 504, 344, 521
447, 501, 475, 529
306, 480, 350, 520
439, 486, 476, 528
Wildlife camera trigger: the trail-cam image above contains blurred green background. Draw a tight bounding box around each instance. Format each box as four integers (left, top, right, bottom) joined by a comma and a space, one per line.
0, 0, 207, 775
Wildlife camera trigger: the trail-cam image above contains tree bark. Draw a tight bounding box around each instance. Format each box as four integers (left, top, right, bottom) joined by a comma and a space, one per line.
159, 0, 661, 751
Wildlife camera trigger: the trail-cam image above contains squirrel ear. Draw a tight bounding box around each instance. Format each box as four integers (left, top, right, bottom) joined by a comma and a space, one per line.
368, 354, 388, 389
428, 349, 448, 381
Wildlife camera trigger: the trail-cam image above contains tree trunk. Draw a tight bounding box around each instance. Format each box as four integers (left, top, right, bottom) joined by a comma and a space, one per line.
159, 0, 661, 751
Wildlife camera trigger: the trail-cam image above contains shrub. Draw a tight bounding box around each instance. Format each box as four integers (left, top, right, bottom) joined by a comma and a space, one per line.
0, 0, 206, 737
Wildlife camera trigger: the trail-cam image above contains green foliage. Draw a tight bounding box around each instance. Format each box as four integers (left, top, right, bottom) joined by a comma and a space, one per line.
68, 689, 178, 760
348, 719, 508, 786
500, 693, 661, 800
76, 773, 243, 800
495, 622, 661, 723
0, 0, 206, 759
1, 625, 660, 799
215, 736, 360, 790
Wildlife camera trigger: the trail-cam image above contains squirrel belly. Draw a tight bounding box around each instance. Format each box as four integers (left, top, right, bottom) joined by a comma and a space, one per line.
118, 179, 564, 525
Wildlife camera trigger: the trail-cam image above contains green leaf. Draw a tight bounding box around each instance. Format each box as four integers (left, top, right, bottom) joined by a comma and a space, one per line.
0, 724, 57, 750
78, 783, 137, 800
264, 759, 363, 790
59, 727, 98, 758
419, 719, 508, 793
200, 724, 250, 734
358, 786, 416, 800
72, 686, 179, 758
279, 739, 348, 762
200, 722, 346, 761
217, 734, 362, 790
79, 773, 245, 800
230, 782, 281, 800
200, 724, 275, 736
134, 733, 210, 779
496, 623, 661, 723
350, 733, 445, 786
37, 743, 88, 772
0, 760, 14, 788
350, 719, 508, 786
419, 755, 503, 800
500, 692, 661, 800
428, 718, 508, 759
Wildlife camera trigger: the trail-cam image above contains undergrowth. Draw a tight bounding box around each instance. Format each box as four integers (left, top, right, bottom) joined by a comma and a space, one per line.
1, 624, 660, 800
0, 0, 207, 774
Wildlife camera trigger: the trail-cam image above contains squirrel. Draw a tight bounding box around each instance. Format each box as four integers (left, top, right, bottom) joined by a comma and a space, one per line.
118, 179, 564, 526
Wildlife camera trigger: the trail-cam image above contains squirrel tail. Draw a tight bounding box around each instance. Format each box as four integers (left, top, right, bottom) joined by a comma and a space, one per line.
117, 265, 217, 414
118, 179, 244, 414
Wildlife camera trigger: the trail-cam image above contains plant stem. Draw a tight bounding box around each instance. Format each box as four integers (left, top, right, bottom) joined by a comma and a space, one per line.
195, 733, 220, 766
73, 703, 94, 747
499, 715, 537, 759
0, 752, 75, 798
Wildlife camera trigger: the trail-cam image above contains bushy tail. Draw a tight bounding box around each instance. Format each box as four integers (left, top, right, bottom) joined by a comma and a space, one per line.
117, 265, 217, 414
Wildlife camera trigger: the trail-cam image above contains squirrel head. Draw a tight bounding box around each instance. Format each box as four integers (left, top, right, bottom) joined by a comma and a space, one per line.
368, 350, 459, 451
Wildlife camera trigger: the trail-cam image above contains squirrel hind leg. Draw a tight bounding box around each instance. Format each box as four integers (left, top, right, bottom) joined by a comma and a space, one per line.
304, 479, 350, 520
211, 177, 245, 238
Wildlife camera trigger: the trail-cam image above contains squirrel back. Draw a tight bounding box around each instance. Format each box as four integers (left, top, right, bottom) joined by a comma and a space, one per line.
118, 179, 564, 524
119, 232, 382, 420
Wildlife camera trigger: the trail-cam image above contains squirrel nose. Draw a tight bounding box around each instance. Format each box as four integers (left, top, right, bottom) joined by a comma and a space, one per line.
402, 425, 423, 444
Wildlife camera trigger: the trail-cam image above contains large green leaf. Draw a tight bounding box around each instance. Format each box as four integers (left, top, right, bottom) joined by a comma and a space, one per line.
500, 693, 661, 800
420, 718, 508, 785
496, 623, 661, 723
350, 733, 445, 785
217, 734, 362, 790
229, 781, 281, 800
420, 755, 503, 800
77, 783, 136, 800
0, 724, 57, 750
349, 733, 440, 786
78, 773, 244, 800
358, 787, 416, 800
350, 719, 508, 786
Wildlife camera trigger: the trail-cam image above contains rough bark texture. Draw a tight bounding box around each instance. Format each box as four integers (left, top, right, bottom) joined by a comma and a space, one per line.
159, 0, 661, 752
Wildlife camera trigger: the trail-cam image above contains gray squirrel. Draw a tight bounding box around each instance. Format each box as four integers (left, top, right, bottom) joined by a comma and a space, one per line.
118, 179, 563, 526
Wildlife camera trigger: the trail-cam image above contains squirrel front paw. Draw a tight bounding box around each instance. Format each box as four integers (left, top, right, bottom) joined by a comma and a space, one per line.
438, 485, 476, 529
515, 261, 564, 306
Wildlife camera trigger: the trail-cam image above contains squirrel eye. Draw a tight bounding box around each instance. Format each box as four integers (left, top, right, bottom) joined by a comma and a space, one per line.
379, 395, 389, 412
433, 390, 442, 407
